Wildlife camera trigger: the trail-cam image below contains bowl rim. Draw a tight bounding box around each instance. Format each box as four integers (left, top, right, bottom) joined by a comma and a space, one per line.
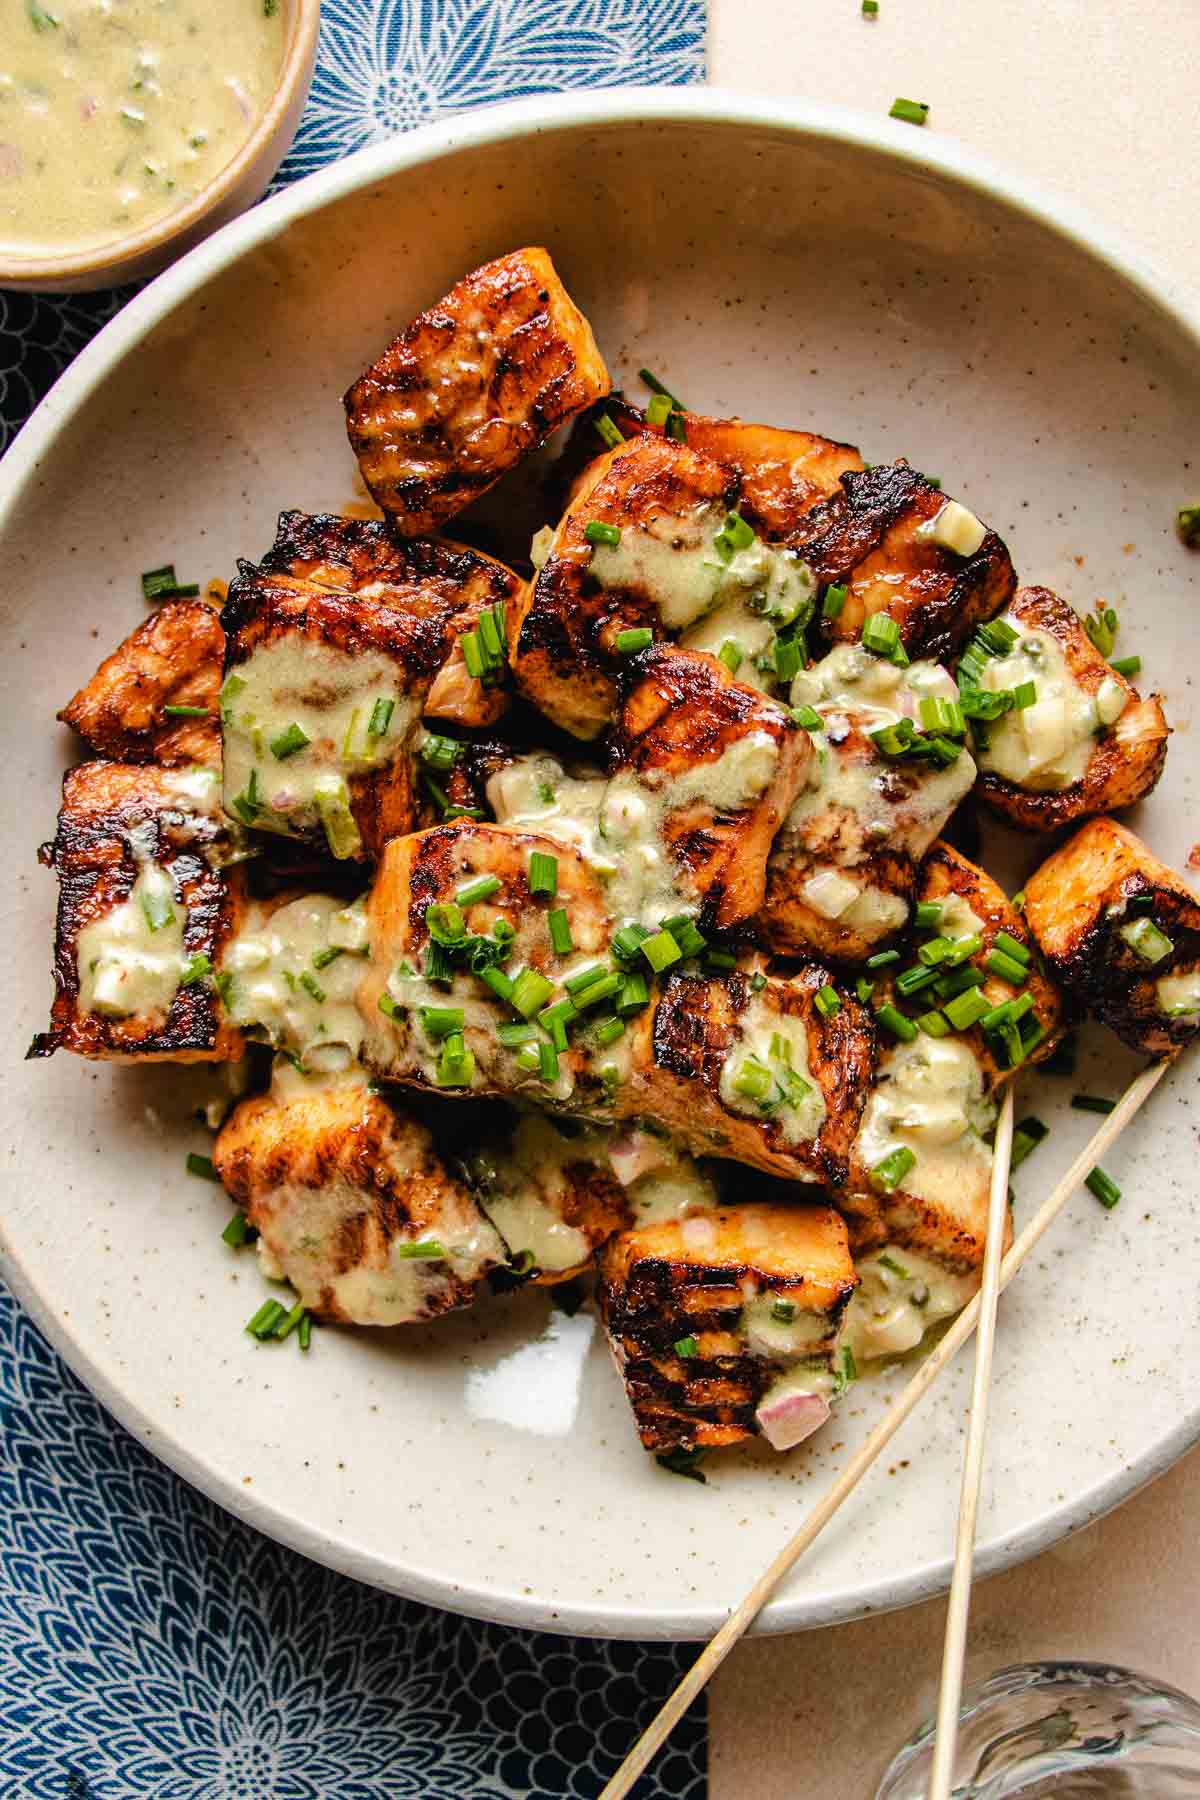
0, 0, 321, 285
3, 85, 1200, 1640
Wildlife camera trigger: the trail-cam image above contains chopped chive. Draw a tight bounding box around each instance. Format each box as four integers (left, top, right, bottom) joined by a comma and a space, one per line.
862, 0, 878, 12
876, 1003, 918, 1042
706, 949, 737, 972
273, 1300, 307, 1342
1071, 1094, 1116, 1115
917, 1010, 951, 1037
1005, 680, 1036, 711
640, 930, 682, 973
477, 606, 503, 664
986, 948, 1030, 986
246, 1299, 286, 1340
821, 582, 848, 620
1010, 1115, 1048, 1171
1109, 655, 1141, 678
460, 630, 484, 680
674, 1335, 700, 1359
538, 1039, 560, 1083
934, 963, 985, 1001
221, 1211, 256, 1248
594, 1016, 626, 1048
584, 519, 621, 547
871, 1146, 916, 1191
574, 971, 623, 1010
298, 1314, 313, 1351
140, 563, 199, 601
516, 1042, 542, 1073
919, 696, 966, 737
615, 627, 654, 654
861, 612, 901, 657
646, 391, 674, 428
771, 1300, 796, 1323
368, 697, 396, 737
564, 960, 609, 995
163, 703, 210, 719
612, 922, 651, 962
866, 949, 900, 969
180, 952, 212, 986
732, 1055, 773, 1101
548, 908, 574, 955
718, 639, 743, 674
1178, 504, 1200, 547
1119, 916, 1174, 963
655, 1446, 708, 1483
993, 931, 1031, 965
917, 936, 956, 967
420, 1005, 465, 1039
419, 732, 463, 771
1084, 607, 1119, 657
378, 992, 400, 1019
663, 915, 707, 959
855, 975, 875, 1003
298, 970, 325, 1004
896, 963, 939, 996
665, 412, 688, 444
772, 633, 803, 683
943, 988, 992, 1030
186, 1152, 218, 1181
639, 367, 683, 407
877, 1253, 909, 1279
940, 932, 983, 967
396, 1239, 447, 1260
814, 985, 841, 1019
538, 998, 578, 1049
713, 511, 755, 559
269, 721, 310, 761
455, 874, 501, 907
914, 901, 944, 931
511, 968, 554, 1018
139, 876, 176, 934
790, 703, 824, 731
498, 1020, 538, 1047
479, 966, 514, 1006
595, 412, 625, 450
423, 940, 454, 984
527, 851, 558, 898
1086, 1167, 1121, 1210
889, 96, 929, 126
616, 972, 651, 1015
435, 1034, 475, 1087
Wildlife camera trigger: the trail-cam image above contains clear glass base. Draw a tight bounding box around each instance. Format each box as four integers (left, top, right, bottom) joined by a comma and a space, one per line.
876, 1661, 1200, 1798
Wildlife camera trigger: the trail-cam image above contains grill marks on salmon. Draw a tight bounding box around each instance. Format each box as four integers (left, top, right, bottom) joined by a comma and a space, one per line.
58, 598, 224, 768
973, 587, 1169, 831
29, 760, 245, 1063
344, 247, 610, 537
214, 1079, 505, 1324
598, 1202, 855, 1451
1024, 817, 1200, 1056
613, 645, 813, 930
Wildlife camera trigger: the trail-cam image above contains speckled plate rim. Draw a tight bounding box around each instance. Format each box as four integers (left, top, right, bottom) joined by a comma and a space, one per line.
3, 87, 1200, 1640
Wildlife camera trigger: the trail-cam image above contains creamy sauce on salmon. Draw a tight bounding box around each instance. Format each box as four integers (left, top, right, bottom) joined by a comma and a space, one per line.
976, 618, 1127, 790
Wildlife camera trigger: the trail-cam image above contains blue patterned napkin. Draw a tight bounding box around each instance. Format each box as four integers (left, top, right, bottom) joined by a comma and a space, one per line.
0, 4, 707, 1794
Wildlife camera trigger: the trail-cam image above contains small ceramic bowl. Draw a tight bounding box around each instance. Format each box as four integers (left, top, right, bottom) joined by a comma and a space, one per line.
0, 0, 319, 294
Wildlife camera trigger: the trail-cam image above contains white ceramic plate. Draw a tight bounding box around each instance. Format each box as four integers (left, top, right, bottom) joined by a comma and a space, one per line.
2, 91, 1198, 1641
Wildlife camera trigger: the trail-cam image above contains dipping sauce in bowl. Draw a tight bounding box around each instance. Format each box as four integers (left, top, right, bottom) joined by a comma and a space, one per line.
0, 0, 287, 259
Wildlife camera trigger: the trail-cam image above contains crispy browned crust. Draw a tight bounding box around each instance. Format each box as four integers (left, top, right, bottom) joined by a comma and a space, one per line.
463, 1132, 632, 1281
258, 509, 520, 728
511, 431, 735, 739
344, 247, 610, 535
1023, 817, 1200, 1055
613, 644, 813, 929
794, 462, 1015, 661
29, 761, 246, 1063
598, 1203, 855, 1451
58, 599, 224, 767
973, 587, 1170, 830
215, 1082, 503, 1322
636, 966, 877, 1185
917, 840, 1065, 1081
603, 399, 864, 535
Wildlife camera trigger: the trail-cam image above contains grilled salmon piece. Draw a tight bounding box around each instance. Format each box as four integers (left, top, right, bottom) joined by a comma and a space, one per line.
762, 645, 976, 961
260, 509, 519, 729
460, 1113, 633, 1280
629, 965, 877, 1186
58, 599, 223, 767
603, 398, 864, 535
214, 1076, 505, 1325
612, 645, 812, 930
512, 432, 737, 738
29, 761, 245, 1063
598, 1202, 856, 1453
1023, 817, 1200, 1055
795, 462, 1015, 662
968, 588, 1169, 830
359, 821, 621, 1114
912, 841, 1065, 1083
344, 247, 610, 536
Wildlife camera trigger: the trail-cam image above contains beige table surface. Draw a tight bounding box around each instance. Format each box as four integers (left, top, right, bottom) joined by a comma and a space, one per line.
705, 4, 1199, 1795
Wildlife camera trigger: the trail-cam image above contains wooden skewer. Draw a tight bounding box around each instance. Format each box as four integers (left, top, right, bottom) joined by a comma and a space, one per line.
927, 1085, 1015, 1800
599, 1057, 1170, 1800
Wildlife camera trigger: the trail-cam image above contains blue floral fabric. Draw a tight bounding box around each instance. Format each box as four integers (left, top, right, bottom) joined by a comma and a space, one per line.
0, 2, 707, 1793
